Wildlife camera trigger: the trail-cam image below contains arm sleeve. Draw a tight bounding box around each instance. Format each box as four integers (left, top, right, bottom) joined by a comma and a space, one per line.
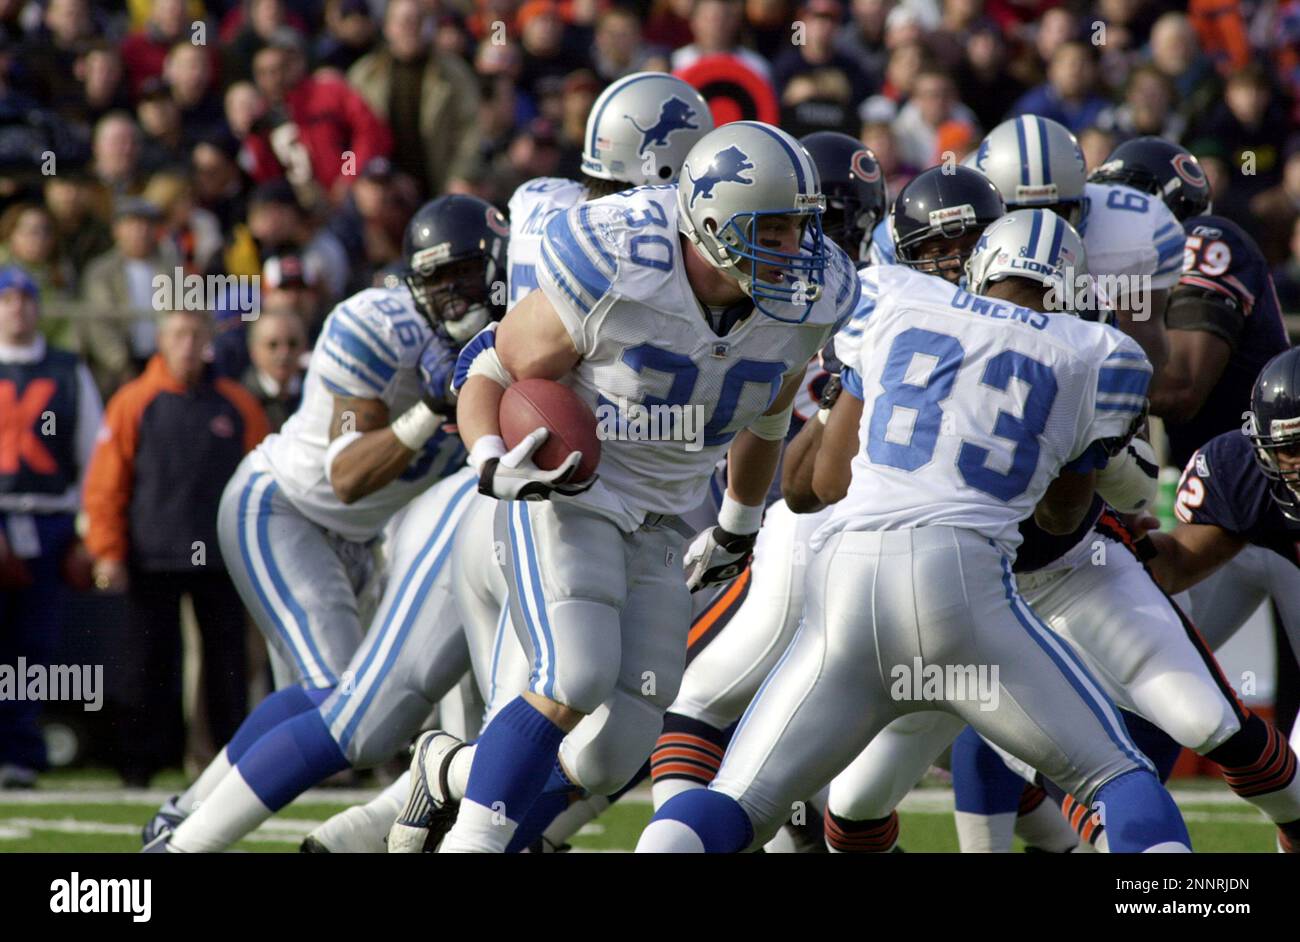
1078, 331, 1152, 452
315, 305, 402, 399
82, 388, 141, 563
536, 203, 620, 358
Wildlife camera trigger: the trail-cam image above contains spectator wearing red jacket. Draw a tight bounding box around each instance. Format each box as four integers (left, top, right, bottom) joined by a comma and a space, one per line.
120, 0, 192, 98
243, 29, 393, 207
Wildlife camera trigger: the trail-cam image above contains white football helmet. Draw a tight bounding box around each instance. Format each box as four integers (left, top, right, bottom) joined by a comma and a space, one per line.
677, 121, 828, 322
582, 72, 714, 186
965, 208, 1089, 310
972, 116, 1087, 226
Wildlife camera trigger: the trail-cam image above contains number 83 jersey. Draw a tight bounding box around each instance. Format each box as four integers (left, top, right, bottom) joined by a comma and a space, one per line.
534, 184, 860, 530
814, 265, 1152, 557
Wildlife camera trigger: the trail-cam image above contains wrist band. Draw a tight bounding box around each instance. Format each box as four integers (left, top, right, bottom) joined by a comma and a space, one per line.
718, 492, 764, 535
469, 434, 507, 473
390, 401, 442, 451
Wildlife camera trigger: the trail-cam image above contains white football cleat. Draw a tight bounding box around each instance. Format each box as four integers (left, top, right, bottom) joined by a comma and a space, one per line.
388, 731, 466, 853
300, 802, 393, 854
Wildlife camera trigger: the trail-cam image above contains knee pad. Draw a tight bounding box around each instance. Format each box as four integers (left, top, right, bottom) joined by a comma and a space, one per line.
559, 688, 664, 796
1149, 676, 1240, 754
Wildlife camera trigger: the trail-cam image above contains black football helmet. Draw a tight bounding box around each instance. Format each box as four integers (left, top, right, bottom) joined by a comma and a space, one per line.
799, 131, 887, 265
403, 194, 509, 344
1247, 348, 1300, 521
892, 166, 1005, 278
1088, 137, 1212, 223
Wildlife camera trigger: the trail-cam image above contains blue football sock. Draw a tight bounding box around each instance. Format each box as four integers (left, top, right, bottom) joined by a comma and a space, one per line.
952, 726, 1024, 815
1093, 768, 1190, 852
463, 696, 567, 825
227, 685, 334, 764
504, 760, 581, 853
236, 709, 349, 812
651, 788, 754, 853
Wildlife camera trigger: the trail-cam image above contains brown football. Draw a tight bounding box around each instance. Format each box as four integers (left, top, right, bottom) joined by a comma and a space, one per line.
499, 378, 601, 482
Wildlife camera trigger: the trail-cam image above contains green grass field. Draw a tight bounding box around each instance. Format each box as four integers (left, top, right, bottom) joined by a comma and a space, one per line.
0, 770, 1280, 852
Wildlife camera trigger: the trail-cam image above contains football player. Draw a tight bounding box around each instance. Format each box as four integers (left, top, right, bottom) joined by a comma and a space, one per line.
142, 195, 506, 851
299, 73, 716, 855
638, 208, 1192, 853
393, 121, 861, 854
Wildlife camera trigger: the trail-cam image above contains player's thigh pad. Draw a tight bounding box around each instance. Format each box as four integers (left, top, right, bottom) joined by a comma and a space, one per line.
494, 499, 628, 713
320, 470, 479, 766
828, 711, 966, 820
952, 536, 1150, 805
218, 461, 365, 689
672, 501, 822, 729
1019, 536, 1242, 753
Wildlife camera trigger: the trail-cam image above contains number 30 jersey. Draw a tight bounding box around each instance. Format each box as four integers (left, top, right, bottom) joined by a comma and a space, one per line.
257, 288, 466, 542
815, 265, 1152, 557
535, 183, 860, 531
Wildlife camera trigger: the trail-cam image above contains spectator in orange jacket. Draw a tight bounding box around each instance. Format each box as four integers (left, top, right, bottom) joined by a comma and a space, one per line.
84, 307, 269, 787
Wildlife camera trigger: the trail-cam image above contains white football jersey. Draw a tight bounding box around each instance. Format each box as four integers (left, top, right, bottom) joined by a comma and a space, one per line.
814, 265, 1152, 556
535, 184, 861, 531
257, 288, 467, 542
507, 177, 586, 312
1080, 181, 1185, 290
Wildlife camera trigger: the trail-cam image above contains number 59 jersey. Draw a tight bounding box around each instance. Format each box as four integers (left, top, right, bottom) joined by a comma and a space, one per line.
814, 265, 1152, 557
535, 184, 861, 531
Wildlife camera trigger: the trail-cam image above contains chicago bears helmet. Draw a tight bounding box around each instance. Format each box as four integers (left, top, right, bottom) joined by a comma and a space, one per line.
1247, 348, 1300, 521
402, 194, 509, 344
798, 131, 887, 264
973, 116, 1087, 226
1089, 137, 1212, 222
582, 72, 715, 186
678, 121, 828, 322
891, 165, 1005, 279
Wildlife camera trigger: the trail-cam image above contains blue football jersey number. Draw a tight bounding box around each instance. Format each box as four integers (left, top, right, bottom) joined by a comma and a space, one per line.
612, 342, 787, 447
1105, 189, 1149, 213
623, 201, 676, 272
866, 328, 1059, 500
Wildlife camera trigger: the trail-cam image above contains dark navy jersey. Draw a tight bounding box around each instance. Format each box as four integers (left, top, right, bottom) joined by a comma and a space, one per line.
1174, 429, 1300, 566
1165, 215, 1290, 468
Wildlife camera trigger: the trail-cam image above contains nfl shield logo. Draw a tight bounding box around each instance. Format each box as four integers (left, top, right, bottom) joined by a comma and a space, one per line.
711, 342, 729, 358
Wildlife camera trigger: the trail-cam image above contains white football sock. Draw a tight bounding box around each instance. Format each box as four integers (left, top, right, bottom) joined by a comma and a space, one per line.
309, 772, 410, 853
1014, 800, 1079, 852
540, 794, 610, 847
651, 777, 701, 811
954, 810, 1016, 852
169, 767, 271, 853
177, 747, 233, 814
447, 744, 475, 802
636, 819, 704, 853
439, 798, 515, 853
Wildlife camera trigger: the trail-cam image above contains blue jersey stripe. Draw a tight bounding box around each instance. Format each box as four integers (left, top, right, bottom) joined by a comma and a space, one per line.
546, 210, 612, 300
1155, 235, 1184, 261
321, 344, 385, 394
540, 239, 593, 314
840, 366, 864, 399
1096, 401, 1147, 413
325, 318, 397, 384
1104, 349, 1148, 361
1098, 365, 1151, 397
1153, 221, 1178, 239
336, 305, 397, 361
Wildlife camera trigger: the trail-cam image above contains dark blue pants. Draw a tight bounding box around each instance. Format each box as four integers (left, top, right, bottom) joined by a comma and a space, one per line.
0, 512, 75, 771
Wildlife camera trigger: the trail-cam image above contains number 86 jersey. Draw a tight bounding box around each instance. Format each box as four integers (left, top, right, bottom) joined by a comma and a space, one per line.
813, 265, 1153, 558
532, 184, 860, 531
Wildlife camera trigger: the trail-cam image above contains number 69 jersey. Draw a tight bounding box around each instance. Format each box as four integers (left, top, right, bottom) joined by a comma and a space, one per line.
534, 184, 860, 531
814, 265, 1152, 557
257, 288, 466, 542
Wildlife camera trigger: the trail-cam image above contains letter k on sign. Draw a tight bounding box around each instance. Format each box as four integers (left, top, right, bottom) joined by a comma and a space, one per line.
0, 379, 56, 474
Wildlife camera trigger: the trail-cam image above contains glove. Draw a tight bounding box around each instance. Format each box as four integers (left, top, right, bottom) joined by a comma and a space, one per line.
683, 526, 757, 592
477, 428, 598, 501
418, 341, 458, 418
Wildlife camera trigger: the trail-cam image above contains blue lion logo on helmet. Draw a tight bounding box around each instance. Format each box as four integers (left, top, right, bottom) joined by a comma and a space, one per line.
686, 145, 755, 208
626, 97, 700, 154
